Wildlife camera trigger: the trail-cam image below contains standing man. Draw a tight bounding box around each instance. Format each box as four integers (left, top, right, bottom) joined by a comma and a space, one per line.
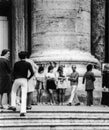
8, 51, 34, 116
0, 49, 11, 109
82, 64, 95, 106
67, 65, 80, 106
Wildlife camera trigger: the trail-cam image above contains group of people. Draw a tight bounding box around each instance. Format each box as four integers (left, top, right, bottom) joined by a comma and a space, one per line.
0, 49, 96, 116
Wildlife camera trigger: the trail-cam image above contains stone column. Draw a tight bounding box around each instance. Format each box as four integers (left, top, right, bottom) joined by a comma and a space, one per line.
31, 0, 92, 61
105, 0, 109, 63
31, 0, 101, 104
11, 0, 27, 63
91, 0, 105, 62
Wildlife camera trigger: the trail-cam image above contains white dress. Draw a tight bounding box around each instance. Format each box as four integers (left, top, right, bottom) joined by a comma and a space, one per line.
57, 73, 67, 89
35, 72, 45, 89
26, 59, 38, 93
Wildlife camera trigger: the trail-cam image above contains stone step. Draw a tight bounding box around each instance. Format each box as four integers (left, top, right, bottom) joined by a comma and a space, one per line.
0, 106, 109, 130
1, 112, 109, 128
1, 126, 109, 130
1, 119, 109, 125
1, 112, 109, 119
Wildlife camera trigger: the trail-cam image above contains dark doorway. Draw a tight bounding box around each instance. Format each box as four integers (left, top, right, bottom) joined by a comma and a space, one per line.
0, 0, 12, 64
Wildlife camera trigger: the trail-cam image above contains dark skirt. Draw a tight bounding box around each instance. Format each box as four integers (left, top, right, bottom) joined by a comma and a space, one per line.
0, 76, 11, 94
46, 80, 56, 90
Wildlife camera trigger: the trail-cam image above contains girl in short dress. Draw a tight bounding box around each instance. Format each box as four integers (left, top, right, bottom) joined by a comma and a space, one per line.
46, 65, 57, 105
35, 66, 45, 104
57, 66, 67, 105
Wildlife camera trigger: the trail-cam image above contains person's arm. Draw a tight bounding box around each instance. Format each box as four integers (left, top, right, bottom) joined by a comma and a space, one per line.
58, 76, 66, 81
44, 75, 48, 90
72, 73, 79, 81
6, 60, 11, 74
82, 74, 85, 84
43, 75, 46, 90
32, 61, 38, 73
28, 63, 34, 80
91, 73, 95, 81
68, 74, 72, 81
68, 73, 79, 82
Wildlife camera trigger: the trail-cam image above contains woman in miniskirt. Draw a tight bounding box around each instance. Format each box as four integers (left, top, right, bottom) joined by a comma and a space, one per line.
46, 65, 57, 105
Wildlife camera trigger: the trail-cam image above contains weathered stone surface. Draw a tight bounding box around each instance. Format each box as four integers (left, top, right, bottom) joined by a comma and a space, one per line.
30, 0, 102, 105
11, 0, 26, 62
31, 0, 91, 55
91, 0, 105, 62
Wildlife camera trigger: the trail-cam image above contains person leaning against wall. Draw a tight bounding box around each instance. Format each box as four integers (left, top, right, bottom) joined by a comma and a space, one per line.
0, 49, 12, 109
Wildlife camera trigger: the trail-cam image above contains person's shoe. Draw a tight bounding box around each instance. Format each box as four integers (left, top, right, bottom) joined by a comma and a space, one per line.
75, 103, 80, 106
8, 106, 16, 111
26, 106, 32, 110
67, 103, 72, 106
20, 113, 25, 117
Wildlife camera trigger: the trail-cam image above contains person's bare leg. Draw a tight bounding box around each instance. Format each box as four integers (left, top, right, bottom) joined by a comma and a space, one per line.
0, 94, 3, 108
7, 93, 11, 106
27, 92, 33, 109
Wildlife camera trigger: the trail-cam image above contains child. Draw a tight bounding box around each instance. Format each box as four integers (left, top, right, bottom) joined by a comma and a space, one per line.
83, 64, 95, 106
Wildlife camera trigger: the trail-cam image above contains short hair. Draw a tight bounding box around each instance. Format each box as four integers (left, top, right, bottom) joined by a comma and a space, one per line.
1, 49, 10, 56
48, 65, 54, 72
72, 65, 76, 69
57, 66, 63, 72
38, 66, 44, 73
87, 64, 93, 71
25, 51, 30, 58
18, 51, 27, 59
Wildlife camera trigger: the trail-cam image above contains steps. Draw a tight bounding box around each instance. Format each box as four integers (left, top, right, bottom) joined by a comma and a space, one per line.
0, 106, 109, 130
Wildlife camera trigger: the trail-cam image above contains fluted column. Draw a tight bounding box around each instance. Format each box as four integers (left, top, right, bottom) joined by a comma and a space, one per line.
91, 0, 105, 62
11, 0, 27, 63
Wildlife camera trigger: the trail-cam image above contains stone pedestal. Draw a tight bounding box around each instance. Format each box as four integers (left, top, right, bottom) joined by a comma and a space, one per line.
31, 0, 102, 105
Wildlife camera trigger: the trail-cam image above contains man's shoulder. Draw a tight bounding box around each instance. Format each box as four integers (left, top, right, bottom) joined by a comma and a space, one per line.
70, 71, 79, 76
90, 71, 94, 76
15, 60, 31, 65
24, 60, 32, 66
75, 71, 79, 75
85, 71, 94, 76
73, 71, 79, 76
0, 57, 7, 62
87, 71, 94, 75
